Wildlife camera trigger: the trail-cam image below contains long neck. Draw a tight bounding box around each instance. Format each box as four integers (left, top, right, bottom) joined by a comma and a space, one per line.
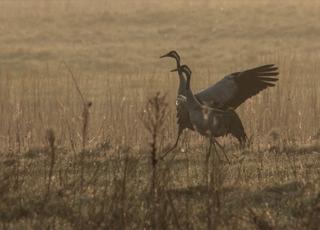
185, 74, 201, 109
175, 56, 181, 69
177, 61, 187, 96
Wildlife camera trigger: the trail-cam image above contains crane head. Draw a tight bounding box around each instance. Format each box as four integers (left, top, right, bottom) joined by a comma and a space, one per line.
160, 50, 181, 64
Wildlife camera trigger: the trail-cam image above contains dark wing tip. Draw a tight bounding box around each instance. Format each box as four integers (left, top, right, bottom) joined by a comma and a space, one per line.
258, 72, 279, 77
263, 82, 277, 87
258, 77, 279, 82
246, 64, 279, 73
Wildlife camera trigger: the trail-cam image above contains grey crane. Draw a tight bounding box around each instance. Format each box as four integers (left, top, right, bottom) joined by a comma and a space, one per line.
160, 52, 247, 156
160, 51, 197, 154
173, 65, 247, 139
173, 65, 244, 162
173, 65, 278, 165
161, 51, 279, 156
160, 50, 279, 156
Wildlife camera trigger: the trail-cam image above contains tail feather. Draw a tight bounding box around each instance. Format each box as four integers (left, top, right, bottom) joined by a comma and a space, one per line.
227, 111, 247, 147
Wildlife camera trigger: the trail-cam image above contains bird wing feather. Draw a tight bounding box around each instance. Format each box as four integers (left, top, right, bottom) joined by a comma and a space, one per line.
195, 64, 279, 109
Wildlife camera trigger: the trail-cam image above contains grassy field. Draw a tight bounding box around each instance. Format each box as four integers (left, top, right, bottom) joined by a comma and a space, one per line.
0, 0, 320, 229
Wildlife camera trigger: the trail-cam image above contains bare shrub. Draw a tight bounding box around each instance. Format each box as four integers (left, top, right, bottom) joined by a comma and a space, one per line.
141, 92, 169, 230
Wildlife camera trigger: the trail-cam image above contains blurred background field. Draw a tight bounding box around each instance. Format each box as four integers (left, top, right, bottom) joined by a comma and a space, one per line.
0, 0, 320, 229
1, 0, 320, 75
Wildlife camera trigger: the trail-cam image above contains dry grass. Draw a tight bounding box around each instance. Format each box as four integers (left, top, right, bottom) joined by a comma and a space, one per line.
0, 0, 320, 229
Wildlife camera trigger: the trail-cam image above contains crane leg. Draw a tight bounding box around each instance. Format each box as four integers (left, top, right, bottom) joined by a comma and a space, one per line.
211, 141, 221, 162
212, 138, 231, 164
204, 138, 213, 185
160, 131, 181, 160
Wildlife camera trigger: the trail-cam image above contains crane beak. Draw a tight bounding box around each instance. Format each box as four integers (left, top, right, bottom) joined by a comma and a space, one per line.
160, 53, 169, 58
170, 68, 178, 72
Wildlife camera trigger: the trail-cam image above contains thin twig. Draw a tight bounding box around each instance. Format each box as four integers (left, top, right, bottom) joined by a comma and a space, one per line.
62, 61, 86, 106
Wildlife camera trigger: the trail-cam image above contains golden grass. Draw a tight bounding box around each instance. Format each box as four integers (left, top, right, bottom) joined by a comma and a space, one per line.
0, 0, 320, 229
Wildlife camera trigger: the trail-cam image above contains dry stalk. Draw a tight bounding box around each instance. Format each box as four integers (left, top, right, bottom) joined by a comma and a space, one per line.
44, 129, 56, 201
120, 153, 129, 230
141, 92, 169, 230
63, 62, 93, 229
63, 62, 93, 193
306, 193, 320, 230
166, 192, 182, 230
63, 61, 92, 150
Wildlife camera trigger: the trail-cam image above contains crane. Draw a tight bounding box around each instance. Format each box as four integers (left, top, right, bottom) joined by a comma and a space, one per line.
174, 65, 246, 162
160, 50, 279, 157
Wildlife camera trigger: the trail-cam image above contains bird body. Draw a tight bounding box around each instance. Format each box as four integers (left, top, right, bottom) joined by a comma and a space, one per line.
161, 51, 249, 146
176, 67, 238, 140
176, 65, 239, 164
160, 50, 278, 157
179, 94, 243, 138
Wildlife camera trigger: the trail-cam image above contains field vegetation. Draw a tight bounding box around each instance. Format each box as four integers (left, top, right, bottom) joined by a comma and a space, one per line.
0, 0, 319, 229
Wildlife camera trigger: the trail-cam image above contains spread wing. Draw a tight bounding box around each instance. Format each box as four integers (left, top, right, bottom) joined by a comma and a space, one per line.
195, 64, 279, 109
